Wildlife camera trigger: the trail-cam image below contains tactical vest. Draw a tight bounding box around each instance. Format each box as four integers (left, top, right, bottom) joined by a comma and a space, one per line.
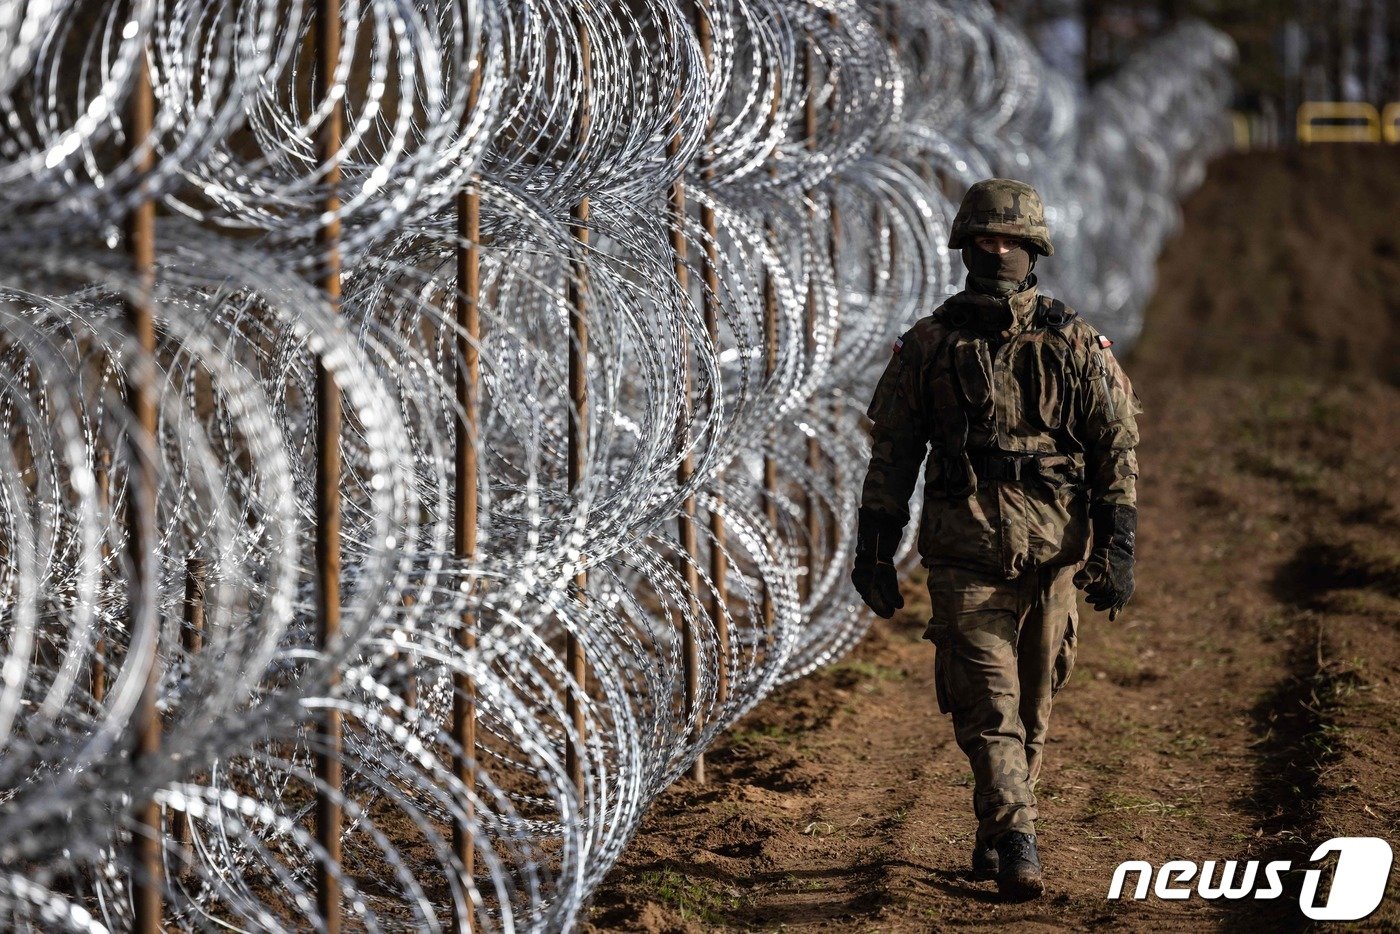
923, 295, 1086, 498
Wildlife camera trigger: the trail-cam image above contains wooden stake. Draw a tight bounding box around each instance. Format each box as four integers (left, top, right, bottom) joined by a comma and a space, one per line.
823, 30, 842, 566
171, 557, 205, 860
91, 448, 111, 705
666, 162, 705, 784
313, 0, 344, 928
564, 18, 592, 797
760, 228, 780, 639
125, 44, 163, 934
800, 35, 823, 604
451, 58, 484, 932
759, 68, 782, 646
665, 5, 709, 784
693, 1, 730, 707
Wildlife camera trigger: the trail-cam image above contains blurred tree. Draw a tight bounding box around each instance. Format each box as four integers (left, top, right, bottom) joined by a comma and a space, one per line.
997, 0, 1399, 143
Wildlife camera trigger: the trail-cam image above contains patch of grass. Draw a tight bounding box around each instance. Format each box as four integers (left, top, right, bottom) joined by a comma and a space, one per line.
1075, 753, 1130, 778
1086, 791, 1195, 820
1108, 729, 1143, 752
1090, 635, 1160, 688
1235, 448, 1326, 494
831, 659, 908, 682
1167, 732, 1211, 757
639, 868, 746, 925
1320, 588, 1400, 618
779, 873, 825, 892
709, 800, 744, 821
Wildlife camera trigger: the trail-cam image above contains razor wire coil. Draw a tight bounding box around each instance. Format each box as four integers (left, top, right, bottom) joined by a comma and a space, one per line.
0, 1, 1234, 930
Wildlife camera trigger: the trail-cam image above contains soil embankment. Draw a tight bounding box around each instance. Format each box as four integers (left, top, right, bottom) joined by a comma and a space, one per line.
585, 145, 1400, 932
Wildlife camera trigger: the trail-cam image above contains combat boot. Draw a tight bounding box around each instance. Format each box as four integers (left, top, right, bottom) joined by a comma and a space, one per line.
994, 831, 1044, 901
971, 839, 998, 878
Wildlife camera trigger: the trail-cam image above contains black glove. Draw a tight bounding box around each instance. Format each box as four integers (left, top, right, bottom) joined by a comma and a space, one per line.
852, 507, 905, 619
1074, 503, 1135, 620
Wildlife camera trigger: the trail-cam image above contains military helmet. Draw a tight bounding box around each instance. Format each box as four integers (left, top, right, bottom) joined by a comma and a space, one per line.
948, 178, 1054, 256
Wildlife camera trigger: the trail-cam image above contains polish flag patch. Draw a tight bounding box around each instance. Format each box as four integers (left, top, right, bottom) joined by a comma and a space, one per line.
1097, 335, 1114, 349
892, 337, 904, 355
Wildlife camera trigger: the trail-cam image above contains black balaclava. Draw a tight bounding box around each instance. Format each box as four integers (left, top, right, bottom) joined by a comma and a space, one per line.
962, 243, 1035, 296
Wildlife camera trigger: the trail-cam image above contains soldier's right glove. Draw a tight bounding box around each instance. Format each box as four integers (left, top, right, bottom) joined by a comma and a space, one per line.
1074, 503, 1136, 620
852, 507, 905, 619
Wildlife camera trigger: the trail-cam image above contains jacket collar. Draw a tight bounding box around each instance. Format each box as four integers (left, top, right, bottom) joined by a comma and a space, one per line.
946, 275, 1040, 337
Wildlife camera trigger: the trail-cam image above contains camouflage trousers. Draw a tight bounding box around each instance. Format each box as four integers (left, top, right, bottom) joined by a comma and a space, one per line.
923, 563, 1078, 846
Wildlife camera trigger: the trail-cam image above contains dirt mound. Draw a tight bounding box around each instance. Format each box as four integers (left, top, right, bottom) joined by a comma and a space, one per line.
1133, 145, 1400, 385
584, 146, 1400, 932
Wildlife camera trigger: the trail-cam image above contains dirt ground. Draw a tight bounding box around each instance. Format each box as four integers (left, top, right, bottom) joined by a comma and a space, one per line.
583, 146, 1400, 932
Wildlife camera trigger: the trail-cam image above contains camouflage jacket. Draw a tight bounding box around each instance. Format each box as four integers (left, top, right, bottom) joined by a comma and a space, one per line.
860, 281, 1141, 579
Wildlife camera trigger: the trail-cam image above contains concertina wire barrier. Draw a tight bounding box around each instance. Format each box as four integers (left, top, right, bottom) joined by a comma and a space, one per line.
0, 0, 1233, 930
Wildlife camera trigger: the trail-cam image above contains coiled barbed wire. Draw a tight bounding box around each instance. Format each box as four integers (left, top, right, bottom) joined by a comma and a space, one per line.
0, 0, 1234, 930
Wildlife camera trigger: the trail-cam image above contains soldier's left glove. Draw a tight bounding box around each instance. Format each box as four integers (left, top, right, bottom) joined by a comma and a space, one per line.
1074, 504, 1135, 620
852, 507, 905, 619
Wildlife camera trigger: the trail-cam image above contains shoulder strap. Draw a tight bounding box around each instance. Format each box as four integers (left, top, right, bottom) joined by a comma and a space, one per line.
1035, 295, 1075, 329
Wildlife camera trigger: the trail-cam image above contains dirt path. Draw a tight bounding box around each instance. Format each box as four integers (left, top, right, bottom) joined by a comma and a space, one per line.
585, 147, 1400, 932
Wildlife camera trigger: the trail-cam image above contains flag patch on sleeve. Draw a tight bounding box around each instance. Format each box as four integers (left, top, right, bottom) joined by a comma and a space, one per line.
892, 337, 904, 355
1097, 335, 1114, 349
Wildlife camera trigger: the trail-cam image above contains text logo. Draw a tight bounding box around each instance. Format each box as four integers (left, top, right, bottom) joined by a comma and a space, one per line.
1107, 837, 1392, 921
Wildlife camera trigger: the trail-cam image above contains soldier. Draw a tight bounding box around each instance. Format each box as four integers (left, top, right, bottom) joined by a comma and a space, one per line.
851, 179, 1141, 901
